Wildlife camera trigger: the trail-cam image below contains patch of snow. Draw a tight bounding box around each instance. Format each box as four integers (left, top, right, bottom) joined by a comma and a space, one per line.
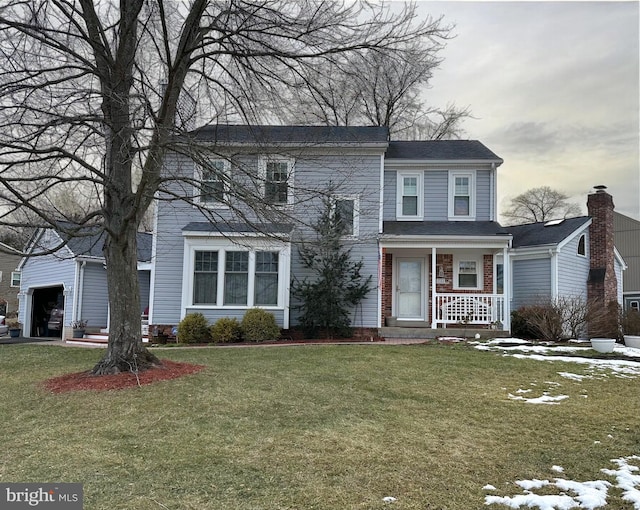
486, 456, 640, 509
516, 479, 550, 490
382, 496, 397, 503
508, 392, 569, 405
484, 484, 497, 491
558, 372, 591, 381
486, 338, 531, 345
552, 466, 565, 473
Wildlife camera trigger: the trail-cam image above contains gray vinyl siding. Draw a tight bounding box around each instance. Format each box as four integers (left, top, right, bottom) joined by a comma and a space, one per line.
614, 212, 640, 293
475, 169, 492, 220
78, 262, 109, 328
425, 171, 448, 220
511, 258, 552, 310
383, 165, 493, 221
153, 150, 382, 328
556, 233, 590, 300
615, 259, 624, 305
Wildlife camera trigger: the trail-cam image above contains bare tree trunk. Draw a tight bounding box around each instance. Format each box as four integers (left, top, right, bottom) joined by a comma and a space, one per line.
92, 223, 159, 375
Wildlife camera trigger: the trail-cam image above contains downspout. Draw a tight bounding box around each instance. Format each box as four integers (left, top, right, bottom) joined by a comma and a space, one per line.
503, 244, 511, 331
490, 163, 496, 221
75, 261, 86, 321
378, 153, 385, 329
549, 248, 558, 300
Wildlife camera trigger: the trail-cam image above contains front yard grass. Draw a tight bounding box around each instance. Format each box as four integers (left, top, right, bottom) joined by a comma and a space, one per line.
0, 343, 638, 509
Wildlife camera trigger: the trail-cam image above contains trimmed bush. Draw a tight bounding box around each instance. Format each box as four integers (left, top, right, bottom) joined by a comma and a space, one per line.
241, 308, 280, 342
210, 317, 242, 343
177, 313, 211, 344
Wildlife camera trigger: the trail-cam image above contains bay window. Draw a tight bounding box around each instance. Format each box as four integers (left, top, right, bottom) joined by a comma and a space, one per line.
185, 238, 289, 310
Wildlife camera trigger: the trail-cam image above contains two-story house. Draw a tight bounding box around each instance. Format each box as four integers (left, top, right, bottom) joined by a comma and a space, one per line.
149, 125, 512, 336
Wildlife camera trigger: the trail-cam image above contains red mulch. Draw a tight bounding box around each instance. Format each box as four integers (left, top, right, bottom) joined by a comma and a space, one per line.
43, 360, 205, 394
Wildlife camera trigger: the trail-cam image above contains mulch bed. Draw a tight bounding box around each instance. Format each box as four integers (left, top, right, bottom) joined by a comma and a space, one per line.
43, 360, 205, 394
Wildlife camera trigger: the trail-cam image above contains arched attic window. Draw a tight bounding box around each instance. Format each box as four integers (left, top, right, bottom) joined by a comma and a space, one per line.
577, 234, 586, 257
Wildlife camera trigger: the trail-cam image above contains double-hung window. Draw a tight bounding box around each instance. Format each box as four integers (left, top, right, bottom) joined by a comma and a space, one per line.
448, 171, 475, 220
332, 195, 359, 237
254, 252, 279, 305
224, 251, 249, 305
262, 157, 294, 205
397, 172, 423, 220
10, 271, 20, 288
193, 251, 218, 304
196, 159, 229, 206
454, 256, 482, 290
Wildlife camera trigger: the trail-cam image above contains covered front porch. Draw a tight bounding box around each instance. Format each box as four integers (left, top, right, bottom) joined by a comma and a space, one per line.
379, 223, 512, 332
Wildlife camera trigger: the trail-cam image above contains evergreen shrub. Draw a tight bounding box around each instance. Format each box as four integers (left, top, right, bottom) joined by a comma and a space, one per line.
241, 308, 280, 342
177, 313, 211, 343
210, 317, 242, 343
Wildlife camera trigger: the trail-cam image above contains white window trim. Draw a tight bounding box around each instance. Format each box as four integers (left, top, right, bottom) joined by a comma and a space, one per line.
259, 155, 295, 206
182, 237, 290, 311
448, 170, 476, 221
10, 271, 20, 288
194, 159, 231, 209
332, 194, 360, 238
453, 255, 483, 291
577, 234, 587, 258
396, 171, 424, 221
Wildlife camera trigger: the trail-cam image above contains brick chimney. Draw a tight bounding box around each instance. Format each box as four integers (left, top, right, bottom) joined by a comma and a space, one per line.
587, 185, 618, 304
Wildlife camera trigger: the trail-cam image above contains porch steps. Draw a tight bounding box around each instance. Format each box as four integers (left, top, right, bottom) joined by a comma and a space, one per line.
378, 327, 510, 340
65, 332, 150, 347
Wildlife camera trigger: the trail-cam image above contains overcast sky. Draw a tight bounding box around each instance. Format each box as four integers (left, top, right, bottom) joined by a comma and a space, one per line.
416, 1, 639, 221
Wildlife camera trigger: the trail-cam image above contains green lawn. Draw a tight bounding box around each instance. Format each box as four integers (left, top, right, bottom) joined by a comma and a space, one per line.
0, 343, 638, 509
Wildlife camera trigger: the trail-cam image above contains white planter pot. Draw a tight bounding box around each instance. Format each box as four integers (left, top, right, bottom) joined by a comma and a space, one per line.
590, 338, 617, 353
623, 335, 640, 349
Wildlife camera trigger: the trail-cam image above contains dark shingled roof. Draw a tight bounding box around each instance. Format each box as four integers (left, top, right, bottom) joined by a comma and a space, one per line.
506, 216, 591, 248
61, 228, 152, 262
190, 124, 389, 145
182, 222, 294, 235
383, 221, 510, 237
386, 140, 502, 162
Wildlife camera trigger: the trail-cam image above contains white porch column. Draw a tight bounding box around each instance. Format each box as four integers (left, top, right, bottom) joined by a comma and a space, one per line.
503, 245, 511, 331
431, 247, 437, 328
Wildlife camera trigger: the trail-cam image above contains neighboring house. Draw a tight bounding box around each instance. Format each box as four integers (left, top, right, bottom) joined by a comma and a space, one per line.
16, 226, 152, 339
150, 125, 513, 334
506, 187, 626, 311
614, 211, 640, 311
0, 242, 22, 316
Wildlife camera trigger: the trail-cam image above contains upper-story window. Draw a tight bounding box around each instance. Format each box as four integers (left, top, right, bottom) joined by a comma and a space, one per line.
195, 159, 230, 207
10, 271, 20, 288
448, 171, 475, 220
396, 172, 423, 220
332, 195, 359, 237
261, 157, 294, 206
577, 234, 586, 256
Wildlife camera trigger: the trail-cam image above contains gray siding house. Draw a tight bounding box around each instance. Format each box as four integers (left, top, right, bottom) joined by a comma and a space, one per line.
506, 187, 625, 312
0, 242, 22, 316
17, 227, 152, 339
614, 212, 640, 311
150, 126, 514, 334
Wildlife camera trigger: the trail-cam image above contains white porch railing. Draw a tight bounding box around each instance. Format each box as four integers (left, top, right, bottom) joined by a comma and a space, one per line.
434, 293, 505, 327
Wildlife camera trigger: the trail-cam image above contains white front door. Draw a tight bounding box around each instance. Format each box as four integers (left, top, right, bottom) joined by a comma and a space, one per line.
397, 258, 424, 320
